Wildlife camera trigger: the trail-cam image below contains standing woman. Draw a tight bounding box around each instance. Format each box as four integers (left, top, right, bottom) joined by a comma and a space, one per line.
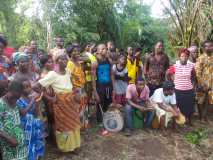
33, 54, 81, 152
66, 45, 87, 126
174, 48, 196, 125
10, 53, 39, 83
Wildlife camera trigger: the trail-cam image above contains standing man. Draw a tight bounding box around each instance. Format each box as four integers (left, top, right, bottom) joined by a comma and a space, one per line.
92, 44, 114, 124
188, 44, 199, 63
144, 41, 170, 96
107, 41, 120, 65
126, 47, 143, 84
27, 40, 41, 73
49, 37, 65, 63
196, 40, 213, 122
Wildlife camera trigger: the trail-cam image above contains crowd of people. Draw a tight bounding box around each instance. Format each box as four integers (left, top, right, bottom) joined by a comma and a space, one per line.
0, 34, 212, 160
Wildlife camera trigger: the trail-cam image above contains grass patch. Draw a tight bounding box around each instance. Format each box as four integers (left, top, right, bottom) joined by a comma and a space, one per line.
185, 128, 209, 145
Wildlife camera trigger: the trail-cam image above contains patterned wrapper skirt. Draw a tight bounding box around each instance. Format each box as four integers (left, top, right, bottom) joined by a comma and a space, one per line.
53, 92, 81, 152
175, 89, 195, 118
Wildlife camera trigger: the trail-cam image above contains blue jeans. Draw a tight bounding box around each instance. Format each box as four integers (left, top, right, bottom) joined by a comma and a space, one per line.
125, 101, 155, 129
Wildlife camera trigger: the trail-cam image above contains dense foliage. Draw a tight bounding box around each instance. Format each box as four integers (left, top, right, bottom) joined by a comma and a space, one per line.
0, 0, 212, 58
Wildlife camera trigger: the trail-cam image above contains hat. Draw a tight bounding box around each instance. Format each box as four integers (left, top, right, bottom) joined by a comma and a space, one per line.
175, 113, 186, 125
162, 81, 175, 90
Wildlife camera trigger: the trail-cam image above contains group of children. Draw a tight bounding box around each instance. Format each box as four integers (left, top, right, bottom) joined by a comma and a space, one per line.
0, 34, 212, 160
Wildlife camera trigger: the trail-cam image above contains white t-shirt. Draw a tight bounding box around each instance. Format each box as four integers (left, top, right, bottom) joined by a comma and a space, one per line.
150, 88, 176, 105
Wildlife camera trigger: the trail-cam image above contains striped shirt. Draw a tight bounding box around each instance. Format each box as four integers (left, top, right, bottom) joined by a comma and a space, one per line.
174, 61, 195, 90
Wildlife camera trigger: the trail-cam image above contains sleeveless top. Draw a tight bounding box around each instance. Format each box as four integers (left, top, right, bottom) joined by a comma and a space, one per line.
96, 58, 111, 85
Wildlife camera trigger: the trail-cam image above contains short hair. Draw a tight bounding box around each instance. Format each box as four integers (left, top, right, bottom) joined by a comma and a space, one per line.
178, 48, 190, 57
8, 80, 24, 93
136, 76, 145, 83
66, 44, 80, 57
40, 54, 49, 68
202, 40, 213, 47
162, 81, 175, 90
0, 36, 7, 47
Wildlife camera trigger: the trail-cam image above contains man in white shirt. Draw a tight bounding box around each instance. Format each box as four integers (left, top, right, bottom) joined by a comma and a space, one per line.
151, 81, 180, 129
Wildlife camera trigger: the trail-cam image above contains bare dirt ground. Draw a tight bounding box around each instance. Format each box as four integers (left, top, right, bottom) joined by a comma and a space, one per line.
46, 115, 213, 160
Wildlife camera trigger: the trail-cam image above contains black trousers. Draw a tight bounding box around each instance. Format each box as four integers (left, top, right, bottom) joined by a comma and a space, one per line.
96, 83, 112, 123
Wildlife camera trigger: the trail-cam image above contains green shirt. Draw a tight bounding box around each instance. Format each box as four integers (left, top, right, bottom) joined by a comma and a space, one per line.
0, 99, 27, 160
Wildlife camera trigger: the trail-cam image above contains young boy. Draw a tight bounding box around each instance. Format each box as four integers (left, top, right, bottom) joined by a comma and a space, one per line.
125, 77, 154, 136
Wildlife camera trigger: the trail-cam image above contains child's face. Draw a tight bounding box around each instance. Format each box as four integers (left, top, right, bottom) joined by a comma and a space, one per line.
23, 81, 32, 95
119, 56, 127, 66
136, 81, 145, 91
45, 58, 54, 70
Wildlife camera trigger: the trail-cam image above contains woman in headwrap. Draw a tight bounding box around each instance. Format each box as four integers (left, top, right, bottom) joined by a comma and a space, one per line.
10, 52, 39, 83
33, 53, 81, 152
173, 48, 196, 125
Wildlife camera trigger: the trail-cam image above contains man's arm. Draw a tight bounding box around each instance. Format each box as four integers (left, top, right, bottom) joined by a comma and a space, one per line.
143, 55, 149, 75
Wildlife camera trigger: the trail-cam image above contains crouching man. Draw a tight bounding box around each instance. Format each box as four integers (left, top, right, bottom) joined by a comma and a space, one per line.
125, 77, 155, 136
150, 81, 180, 130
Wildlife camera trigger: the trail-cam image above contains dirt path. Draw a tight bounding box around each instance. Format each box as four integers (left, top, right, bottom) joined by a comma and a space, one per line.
46, 116, 213, 160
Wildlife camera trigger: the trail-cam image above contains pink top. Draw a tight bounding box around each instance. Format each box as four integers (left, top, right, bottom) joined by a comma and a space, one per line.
126, 84, 150, 102
174, 61, 195, 90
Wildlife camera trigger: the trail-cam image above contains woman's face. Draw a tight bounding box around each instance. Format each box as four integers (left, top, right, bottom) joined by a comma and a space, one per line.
155, 42, 163, 53
72, 48, 80, 61
58, 55, 68, 69
18, 58, 30, 71
45, 58, 54, 70
179, 53, 189, 64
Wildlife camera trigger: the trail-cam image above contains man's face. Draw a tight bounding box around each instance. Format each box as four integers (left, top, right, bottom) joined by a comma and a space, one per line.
155, 42, 163, 53
30, 41, 37, 51
189, 46, 198, 59
204, 42, 213, 54
107, 42, 114, 51
98, 45, 107, 57
56, 38, 64, 47
163, 89, 174, 96
136, 81, 145, 91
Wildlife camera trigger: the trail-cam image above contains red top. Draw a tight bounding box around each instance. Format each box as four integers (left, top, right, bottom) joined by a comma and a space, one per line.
4, 47, 15, 59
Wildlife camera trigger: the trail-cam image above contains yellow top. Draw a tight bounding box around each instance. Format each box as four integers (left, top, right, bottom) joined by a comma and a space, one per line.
84, 52, 97, 82
39, 71, 72, 93
126, 58, 142, 83
67, 60, 86, 88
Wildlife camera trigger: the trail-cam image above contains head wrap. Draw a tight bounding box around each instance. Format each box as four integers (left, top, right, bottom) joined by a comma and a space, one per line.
178, 48, 190, 57
162, 81, 175, 90
12, 52, 29, 65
